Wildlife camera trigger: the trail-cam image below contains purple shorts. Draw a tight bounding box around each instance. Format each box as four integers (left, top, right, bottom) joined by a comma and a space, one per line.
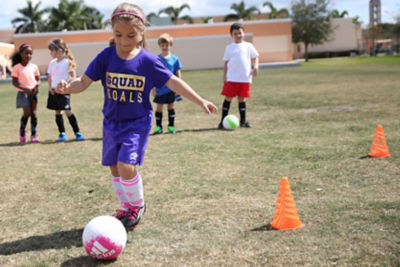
102, 114, 152, 166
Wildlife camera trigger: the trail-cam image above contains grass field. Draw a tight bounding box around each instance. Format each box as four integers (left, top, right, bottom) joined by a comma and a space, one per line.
0, 56, 399, 266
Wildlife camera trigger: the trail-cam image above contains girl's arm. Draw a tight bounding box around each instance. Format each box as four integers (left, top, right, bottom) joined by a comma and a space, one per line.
33, 75, 40, 94
56, 74, 93, 94
12, 77, 32, 95
68, 69, 76, 81
48, 75, 55, 95
165, 75, 217, 115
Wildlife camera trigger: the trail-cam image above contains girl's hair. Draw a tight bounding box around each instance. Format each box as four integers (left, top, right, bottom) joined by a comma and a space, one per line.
48, 38, 76, 71
111, 2, 147, 48
158, 33, 173, 46
11, 43, 32, 66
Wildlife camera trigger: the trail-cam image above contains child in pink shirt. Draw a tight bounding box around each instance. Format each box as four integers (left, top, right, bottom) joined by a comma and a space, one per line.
11, 43, 40, 143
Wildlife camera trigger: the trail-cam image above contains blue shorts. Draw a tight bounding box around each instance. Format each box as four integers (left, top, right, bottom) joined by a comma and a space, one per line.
153, 91, 175, 104
102, 114, 152, 166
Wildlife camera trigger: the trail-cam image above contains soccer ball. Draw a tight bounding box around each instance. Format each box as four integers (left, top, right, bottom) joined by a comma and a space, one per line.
222, 114, 239, 130
82, 215, 127, 260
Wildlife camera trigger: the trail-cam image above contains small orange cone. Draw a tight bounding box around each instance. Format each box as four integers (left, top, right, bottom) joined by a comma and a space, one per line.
369, 125, 390, 157
270, 177, 304, 230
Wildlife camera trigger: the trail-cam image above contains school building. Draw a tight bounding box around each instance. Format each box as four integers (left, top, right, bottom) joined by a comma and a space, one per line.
7, 19, 292, 75
1, 18, 362, 77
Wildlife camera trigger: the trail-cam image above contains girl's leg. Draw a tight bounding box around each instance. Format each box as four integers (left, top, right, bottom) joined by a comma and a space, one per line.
65, 109, 84, 140
19, 107, 30, 142
55, 110, 65, 133
30, 99, 39, 140
110, 163, 145, 230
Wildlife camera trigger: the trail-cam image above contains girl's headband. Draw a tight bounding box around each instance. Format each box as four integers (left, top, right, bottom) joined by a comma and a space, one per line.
19, 43, 32, 53
111, 11, 145, 25
50, 41, 65, 51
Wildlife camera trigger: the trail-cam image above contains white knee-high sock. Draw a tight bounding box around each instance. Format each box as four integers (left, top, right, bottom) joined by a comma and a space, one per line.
111, 174, 144, 210
111, 176, 125, 209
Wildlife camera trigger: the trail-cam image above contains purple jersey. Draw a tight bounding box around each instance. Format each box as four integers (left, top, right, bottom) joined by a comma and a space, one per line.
85, 46, 172, 122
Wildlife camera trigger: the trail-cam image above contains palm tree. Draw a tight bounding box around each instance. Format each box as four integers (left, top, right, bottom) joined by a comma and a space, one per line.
159, 4, 193, 24
224, 1, 260, 22
201, 17, 213, 23
330, 9, 349, 18
352, 16, 361, 26
146, 12, 160, 23
11, 0, 47, 33
263, 1, 289, 19
46, 0, 103, 31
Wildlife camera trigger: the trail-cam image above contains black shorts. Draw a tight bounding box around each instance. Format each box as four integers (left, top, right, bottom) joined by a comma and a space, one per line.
153, 91, 175, 104
47, 91, 71, 110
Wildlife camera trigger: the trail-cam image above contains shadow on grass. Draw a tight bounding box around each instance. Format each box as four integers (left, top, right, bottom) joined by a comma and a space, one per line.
251, 223, 277, 232
150, 127, 221, 136
0, 128, 223, 145
61, 256, 116, 267
0, 137, 102, 147
0, 228, 83, 255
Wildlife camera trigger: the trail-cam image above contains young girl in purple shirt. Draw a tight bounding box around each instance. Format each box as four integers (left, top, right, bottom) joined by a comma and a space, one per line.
57, 2, 217, 231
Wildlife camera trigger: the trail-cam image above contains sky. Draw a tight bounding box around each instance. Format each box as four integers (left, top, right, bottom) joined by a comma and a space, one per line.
1, 0, 399, 30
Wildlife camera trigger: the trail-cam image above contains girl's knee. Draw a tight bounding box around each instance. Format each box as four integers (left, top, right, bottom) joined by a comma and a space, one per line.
110, 165, 119, 177
117, 162, 137, 180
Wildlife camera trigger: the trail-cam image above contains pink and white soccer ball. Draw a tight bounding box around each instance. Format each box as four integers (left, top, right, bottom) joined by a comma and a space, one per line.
82, 215, 127, 260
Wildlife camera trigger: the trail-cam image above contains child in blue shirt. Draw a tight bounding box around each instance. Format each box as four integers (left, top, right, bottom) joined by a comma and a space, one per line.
153, 33, 182, 134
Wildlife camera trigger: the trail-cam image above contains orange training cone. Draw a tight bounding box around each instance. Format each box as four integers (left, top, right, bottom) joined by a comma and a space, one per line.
369, 125, 390, 157
270, 177, 304, 230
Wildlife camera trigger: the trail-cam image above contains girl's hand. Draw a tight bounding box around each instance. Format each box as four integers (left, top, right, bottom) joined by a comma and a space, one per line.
23, 88, 33, 96
32, 86, 39, 95
56, 80, 68, 94
200, 100, 218, 115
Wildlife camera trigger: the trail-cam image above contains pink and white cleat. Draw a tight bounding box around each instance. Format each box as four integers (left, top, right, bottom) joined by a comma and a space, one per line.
31, 135, 40, 143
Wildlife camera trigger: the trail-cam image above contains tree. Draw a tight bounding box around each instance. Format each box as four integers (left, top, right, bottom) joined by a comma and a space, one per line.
291, 0, 334, 62
146, 12, 160, 22
224, 1, 260, 21
46, 0, 103, 31
11, 0, 47, 33
159, 4, 193, 24
352, 16, 361, 26
201, 17, 213, 23
263, 1, 289, 19
330, 9, 348, 18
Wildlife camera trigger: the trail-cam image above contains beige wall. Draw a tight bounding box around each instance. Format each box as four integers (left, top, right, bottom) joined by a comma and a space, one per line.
65, 34, 253, 75
293, 18, 362, 58
11, 19, 293, 75
0, 29, 14, 43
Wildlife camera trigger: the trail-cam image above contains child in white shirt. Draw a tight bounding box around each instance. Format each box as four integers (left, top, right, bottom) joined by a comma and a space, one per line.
218, 22, 259, 129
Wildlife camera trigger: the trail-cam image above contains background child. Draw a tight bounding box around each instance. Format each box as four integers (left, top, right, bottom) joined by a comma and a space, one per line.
218, 22, 259, 129
152, 33, 182, 134
47, 38, 84, 142
11, 43, 40, 143
56, 3, 217, 231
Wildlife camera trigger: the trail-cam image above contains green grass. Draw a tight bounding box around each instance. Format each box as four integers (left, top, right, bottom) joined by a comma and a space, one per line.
0, 56, 399, 266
